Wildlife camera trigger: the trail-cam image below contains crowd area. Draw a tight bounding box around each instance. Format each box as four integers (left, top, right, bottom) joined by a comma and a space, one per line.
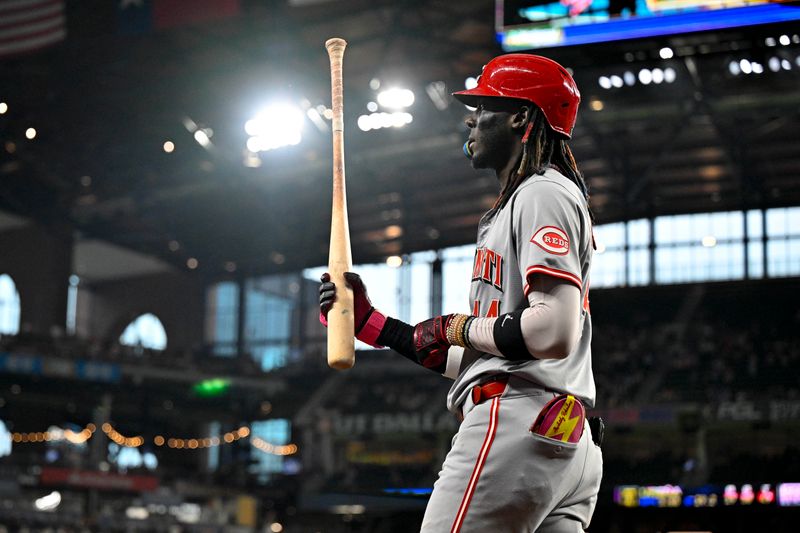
591, 281, 800, 407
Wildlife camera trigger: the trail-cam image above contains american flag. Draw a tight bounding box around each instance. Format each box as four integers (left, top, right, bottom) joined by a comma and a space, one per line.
0, 0, 66, 58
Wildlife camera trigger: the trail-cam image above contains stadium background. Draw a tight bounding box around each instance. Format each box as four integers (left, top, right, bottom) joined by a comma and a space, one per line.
1, 0, 799, 531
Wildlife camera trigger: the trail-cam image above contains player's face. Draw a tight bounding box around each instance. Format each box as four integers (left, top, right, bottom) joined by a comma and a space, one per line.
464, 98, 520, 172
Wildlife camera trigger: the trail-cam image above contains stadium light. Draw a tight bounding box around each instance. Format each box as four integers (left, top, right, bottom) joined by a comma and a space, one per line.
465, 77, 478, 90
779, 34, 790, 46
739, 59, 752, 74
25, 127, 36, 139
357, 112, 413, 132
609, 75, 623, 88
623, 71, 636, 86
651, 68, 665, 84
245, 103, 304, 152
598, 76, 612, 89
34, 491, 61, 511
659, 47, 674, 59
0, 102, 7, 114
386, 255, 403, 267
638, 69, 653, 84
376, 87, 415, 109
163, 141, 175, 153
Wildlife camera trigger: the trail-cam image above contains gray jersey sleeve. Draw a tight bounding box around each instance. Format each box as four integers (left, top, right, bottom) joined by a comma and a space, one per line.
512, 178, 584, 294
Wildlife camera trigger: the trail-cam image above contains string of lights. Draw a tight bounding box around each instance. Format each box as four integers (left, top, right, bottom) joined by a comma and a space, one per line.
9, 423, 297, 456
10, 424, 96, 444
102, 423, 145, 448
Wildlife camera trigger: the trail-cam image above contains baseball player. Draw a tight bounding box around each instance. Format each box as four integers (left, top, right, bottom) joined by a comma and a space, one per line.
320, 54, 602, 532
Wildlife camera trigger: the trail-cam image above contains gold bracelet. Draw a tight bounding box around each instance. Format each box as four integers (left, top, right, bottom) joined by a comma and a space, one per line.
445, 316, 457, 345
447, 314, 469, 347
445, 315, 459, 345
445, 316, 456, 345
450, 315, 462, 346
456, 315, 468, 347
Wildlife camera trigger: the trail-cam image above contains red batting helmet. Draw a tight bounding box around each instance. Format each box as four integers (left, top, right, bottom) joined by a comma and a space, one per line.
453, 54, 581, 138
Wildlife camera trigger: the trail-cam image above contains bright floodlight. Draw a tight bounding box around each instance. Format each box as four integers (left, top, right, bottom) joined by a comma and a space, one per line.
638, 69, 652, 85
34, 491, 61, 511
357, 112, 412, 132
609, 75, 623, 88
659, 47, 674, 60
0, 102, 7, 114
623, 71, 635, 86
779, 34, 790, 46
465, 77, 478, 90
769, 57, 781, 72
193, 130, 211, 147
651, 68, 665, 84
25, 127, 36, 139
598, 76, 612, 89
377, 88, 415, 109
386, 255, 403, 268
357, 115, 372, 132
245, 103, 304, 152
664, 67, 677, 83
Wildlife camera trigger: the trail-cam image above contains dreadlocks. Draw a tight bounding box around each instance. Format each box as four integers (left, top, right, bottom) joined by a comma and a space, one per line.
493, 108, 593, 223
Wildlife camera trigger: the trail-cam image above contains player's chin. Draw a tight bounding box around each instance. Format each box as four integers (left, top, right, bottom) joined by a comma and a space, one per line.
468, 148, 485, 168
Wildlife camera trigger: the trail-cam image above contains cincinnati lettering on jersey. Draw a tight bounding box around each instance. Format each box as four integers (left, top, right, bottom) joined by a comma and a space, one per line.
531, 226, 570, 255
472, 247, 504, 291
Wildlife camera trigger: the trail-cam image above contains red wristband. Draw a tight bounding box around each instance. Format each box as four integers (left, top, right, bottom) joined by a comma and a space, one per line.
357, 309, 387, 348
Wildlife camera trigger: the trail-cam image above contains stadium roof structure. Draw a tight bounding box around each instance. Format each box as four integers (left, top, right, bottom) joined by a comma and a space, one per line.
1, 0, 798, 279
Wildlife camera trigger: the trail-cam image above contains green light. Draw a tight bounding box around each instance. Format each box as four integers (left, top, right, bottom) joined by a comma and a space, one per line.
192, 378, 231, 397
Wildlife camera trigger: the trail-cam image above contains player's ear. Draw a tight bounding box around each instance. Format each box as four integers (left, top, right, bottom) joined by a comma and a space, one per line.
511, 105, 532, 132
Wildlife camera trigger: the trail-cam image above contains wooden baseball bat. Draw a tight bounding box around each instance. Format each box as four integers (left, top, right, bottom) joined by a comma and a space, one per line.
325, 37, 355, 370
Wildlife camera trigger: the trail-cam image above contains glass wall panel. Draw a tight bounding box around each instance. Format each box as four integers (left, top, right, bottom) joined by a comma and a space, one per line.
442, 244, 475, 314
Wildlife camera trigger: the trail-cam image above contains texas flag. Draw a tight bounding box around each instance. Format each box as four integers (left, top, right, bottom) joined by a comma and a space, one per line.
0, 0, 67, 58
117, 0, 240, 34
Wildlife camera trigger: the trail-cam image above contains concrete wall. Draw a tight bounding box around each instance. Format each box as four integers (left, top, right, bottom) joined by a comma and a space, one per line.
0, 223, 72, 335
0, 222, 205, 350
88, 272, 205, 351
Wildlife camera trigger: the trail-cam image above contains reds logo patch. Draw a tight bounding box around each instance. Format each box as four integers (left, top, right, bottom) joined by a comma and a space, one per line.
531, 226, 570, 255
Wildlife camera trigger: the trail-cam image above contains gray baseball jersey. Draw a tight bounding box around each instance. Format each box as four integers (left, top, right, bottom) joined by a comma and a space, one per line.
446, 167, 596, 414
422, 169, 601, 532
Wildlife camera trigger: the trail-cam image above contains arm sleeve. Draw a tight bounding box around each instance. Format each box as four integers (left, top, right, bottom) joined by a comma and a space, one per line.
467, 275, 581, 359
514, 180, 584, 293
